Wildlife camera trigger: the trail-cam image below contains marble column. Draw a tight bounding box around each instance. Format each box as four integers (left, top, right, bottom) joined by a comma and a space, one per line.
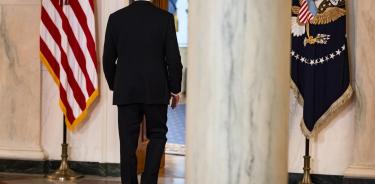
0, 0, 45, 160
345, 0, 375, 178
185, 1, 290, 184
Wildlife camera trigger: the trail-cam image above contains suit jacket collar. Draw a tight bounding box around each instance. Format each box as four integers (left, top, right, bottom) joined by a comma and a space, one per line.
132, 1, 152, 5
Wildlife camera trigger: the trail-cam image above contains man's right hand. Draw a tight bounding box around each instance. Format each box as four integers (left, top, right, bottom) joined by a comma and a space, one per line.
170, 93, 180, 109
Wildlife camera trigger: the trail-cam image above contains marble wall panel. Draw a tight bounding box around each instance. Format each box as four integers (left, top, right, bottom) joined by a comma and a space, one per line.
0, 1, 44, 160
345, 0, 375, 178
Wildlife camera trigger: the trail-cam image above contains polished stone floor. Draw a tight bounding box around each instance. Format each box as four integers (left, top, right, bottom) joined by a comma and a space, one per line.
0, 155, 185, 184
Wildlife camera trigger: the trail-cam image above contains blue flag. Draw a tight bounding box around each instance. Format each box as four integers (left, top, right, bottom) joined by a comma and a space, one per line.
291, 0, 353, 138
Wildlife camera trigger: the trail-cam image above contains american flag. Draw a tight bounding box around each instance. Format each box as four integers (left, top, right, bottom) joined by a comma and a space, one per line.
40, 0, 98, 130
299, 0, 315, 24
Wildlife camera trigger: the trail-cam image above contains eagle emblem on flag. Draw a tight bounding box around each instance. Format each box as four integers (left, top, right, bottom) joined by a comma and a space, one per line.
291, 0, 353, 138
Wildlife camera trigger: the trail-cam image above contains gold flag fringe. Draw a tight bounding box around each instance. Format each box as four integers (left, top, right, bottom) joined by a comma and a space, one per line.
290, 80, 353, 139
291, 80, 304, 106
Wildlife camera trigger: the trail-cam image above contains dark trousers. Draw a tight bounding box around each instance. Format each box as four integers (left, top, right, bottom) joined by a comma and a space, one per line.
118, 104, 168, 184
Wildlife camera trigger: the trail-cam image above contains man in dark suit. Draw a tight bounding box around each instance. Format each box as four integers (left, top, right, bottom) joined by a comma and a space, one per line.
103, 0, 183, 183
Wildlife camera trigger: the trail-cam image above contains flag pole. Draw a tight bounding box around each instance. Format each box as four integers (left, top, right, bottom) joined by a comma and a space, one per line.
299, 138, 314, 184
46, 116, 84, 181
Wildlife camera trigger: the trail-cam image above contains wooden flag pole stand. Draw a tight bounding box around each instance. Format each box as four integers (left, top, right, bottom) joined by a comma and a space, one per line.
46, 116, 84, 181
300, 138, 313, 184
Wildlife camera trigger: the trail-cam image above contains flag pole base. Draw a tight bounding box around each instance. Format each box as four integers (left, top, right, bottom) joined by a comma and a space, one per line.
46, 143, 84, 181
299, 155, 314, 184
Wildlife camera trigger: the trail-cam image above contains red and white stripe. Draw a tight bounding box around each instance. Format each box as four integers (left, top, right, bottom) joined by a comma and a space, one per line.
299, 0, 314, 24
40, 0, 98, 130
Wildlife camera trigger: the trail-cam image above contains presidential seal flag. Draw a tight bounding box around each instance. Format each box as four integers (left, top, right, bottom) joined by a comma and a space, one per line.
291, 0, 353, 138
40, 0, 98, 130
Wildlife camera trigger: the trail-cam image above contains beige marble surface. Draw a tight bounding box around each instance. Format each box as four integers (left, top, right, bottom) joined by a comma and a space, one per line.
0, 2, 44, 159
185, 0, 290, 183
0, 0, 39, 5
345, 0, 375, 178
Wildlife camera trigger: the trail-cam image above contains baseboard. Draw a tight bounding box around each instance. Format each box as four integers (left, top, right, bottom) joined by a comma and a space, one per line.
2, 160, 375, 183
0, 160, 46, 174
289, 173, 343, 184
345, 165, 375, 179
0, 159, 120, 177
0, 148, 45, 160
289, 173, 375, 184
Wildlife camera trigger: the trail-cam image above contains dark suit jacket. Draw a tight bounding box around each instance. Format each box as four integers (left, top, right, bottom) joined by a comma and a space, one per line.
103, 1, 183, 105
